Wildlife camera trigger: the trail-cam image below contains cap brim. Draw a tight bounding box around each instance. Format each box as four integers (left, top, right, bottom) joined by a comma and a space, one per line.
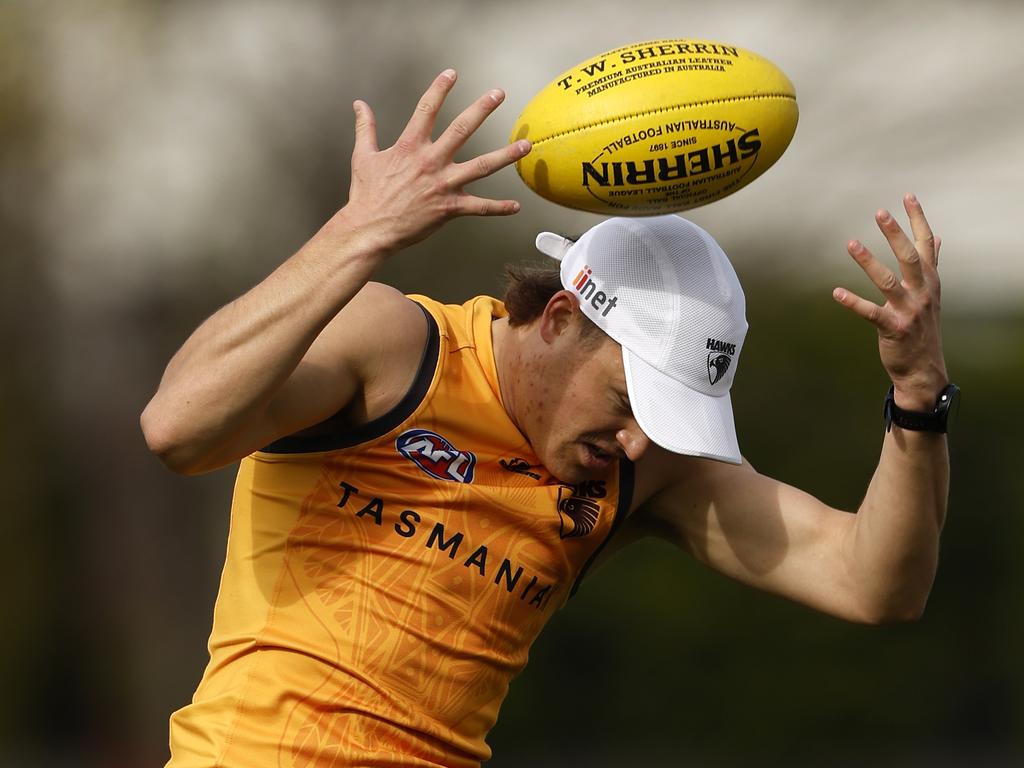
535, 232, 574, 261
623, 348, 741, 465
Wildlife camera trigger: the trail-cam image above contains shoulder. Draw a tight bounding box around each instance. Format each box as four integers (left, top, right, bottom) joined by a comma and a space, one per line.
586, 451, 740, 570
313, 282, 432, 426
337, 281, 428, 337
626, 448, 761, 534
407, 293, 505, 342
311, 283, 428, 383
630, 446, 736, 510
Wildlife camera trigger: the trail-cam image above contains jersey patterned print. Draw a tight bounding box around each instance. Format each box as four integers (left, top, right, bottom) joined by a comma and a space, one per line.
166, 295, 634, 768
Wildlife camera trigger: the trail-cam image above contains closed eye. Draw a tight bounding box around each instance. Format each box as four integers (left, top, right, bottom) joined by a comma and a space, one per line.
613, 389, 631, 416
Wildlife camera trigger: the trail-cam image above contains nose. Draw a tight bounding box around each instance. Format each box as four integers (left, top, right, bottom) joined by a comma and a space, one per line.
616, 423, 651, 462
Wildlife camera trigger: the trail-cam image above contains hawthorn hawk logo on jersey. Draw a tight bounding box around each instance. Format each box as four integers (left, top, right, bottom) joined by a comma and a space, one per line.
396, 429, 477, 483
555, 482, 605, 539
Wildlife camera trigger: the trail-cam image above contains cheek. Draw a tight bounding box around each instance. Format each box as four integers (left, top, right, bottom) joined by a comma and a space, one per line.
551, 397, 615, 445
529, 340, 624, 443
514, 357, 551, 423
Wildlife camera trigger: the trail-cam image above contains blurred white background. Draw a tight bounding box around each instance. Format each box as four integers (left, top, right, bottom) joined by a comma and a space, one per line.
26, 0, 1024, 312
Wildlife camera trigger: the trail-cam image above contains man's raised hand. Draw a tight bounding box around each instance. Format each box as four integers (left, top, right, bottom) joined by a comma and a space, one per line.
832, 194, 949, 411
345, 69, 532, 251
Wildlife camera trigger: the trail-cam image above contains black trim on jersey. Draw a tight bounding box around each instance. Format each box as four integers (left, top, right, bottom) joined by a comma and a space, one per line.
569, 458, 635, 598
259, 303, 440, 454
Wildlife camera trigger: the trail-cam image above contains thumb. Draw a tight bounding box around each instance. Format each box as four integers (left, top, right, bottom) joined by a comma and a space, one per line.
352, 100, 379, 155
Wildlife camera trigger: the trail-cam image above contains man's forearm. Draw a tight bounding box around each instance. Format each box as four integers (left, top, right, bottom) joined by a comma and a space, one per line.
140, 209, 390, 469
141, 72, 531, 473
848, 426, 949, 622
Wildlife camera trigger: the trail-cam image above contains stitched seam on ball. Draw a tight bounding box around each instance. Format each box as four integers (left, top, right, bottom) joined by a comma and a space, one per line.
528, 93, 796, 146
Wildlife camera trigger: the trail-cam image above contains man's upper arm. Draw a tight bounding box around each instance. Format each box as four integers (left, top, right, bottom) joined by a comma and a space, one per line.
633, 455, 869, 622
198, 282, 428, 470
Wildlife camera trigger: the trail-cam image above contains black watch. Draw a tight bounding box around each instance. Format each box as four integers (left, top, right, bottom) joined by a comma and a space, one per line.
883, 384, 960, 434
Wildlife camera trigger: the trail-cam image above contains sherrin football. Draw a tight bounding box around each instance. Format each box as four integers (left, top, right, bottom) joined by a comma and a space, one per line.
510, 39, 798, 215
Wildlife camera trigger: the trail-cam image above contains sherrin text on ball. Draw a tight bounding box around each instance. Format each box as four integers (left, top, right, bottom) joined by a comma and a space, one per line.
511, 39, 798, 215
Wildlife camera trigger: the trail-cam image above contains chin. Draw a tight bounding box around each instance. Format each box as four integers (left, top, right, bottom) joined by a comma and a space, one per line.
547, 465, 590, 484
534, 454, 581, 485
544, 453, 613, 485
533, 438, 615, 484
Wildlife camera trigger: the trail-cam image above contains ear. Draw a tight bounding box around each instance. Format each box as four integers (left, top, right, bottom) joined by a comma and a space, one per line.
537, 290, 581, 345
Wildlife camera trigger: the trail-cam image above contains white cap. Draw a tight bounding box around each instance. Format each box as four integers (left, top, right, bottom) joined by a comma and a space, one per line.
535, 215, 747, 464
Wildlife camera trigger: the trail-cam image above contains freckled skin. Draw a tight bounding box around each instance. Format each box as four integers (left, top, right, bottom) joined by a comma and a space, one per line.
493, 296, 649, 484
530, 340, 630, 482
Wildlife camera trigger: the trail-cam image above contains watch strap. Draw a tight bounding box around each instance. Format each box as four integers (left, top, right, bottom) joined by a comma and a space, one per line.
883, 384, 959, 434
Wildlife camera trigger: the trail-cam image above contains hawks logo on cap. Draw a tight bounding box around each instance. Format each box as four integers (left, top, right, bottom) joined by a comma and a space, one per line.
396, 429, 476, 483
706, 337, 736, 386
707, 354, 731, 385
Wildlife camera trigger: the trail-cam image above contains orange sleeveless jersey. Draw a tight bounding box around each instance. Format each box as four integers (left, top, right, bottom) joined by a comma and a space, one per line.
167, 295, 633, 767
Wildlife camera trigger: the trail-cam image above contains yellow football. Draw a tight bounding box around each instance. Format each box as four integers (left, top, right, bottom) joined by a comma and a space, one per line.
510, 39, 798, 215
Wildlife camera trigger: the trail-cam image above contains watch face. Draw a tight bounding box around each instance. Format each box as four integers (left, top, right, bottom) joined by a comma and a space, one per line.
937, 384, 960, 433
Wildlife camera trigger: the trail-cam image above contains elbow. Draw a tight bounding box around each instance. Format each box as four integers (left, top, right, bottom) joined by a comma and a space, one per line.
852, 592, 930, 626
859, 604, 926, 627
140, 402, 207, 475
841, 550, 939, 626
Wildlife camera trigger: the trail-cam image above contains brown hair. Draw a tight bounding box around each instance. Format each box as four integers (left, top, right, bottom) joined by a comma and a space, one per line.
502, 263, 563, 326
502, 262, 605, 344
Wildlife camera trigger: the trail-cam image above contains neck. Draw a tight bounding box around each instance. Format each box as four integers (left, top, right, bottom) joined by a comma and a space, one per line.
491, 316, 527, 436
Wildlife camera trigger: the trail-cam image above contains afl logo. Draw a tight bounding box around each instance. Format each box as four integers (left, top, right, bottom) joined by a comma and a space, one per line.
396, 429, 477, 483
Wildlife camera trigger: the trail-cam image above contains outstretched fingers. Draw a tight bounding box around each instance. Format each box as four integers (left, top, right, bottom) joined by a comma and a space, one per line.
352, 100, 379, 155
451, 194, 522, 218
396, 69, 459, 148
446, 139, 531, 216
449, 139, 532, 188
836, 198, 948, 397
832, 286, 894, 333
347, 71, 531, 239
875, 208, 925, 292
846, 238, 906, 304
903, 193, 938, 269
434, 89, 507, 157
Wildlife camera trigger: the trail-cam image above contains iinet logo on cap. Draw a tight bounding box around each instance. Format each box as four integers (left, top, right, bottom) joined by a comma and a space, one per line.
571, 265, 619, 316
536, 216, 747, 465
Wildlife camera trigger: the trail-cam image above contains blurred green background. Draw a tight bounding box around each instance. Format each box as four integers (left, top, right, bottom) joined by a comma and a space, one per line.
2, 1, 1022, 765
